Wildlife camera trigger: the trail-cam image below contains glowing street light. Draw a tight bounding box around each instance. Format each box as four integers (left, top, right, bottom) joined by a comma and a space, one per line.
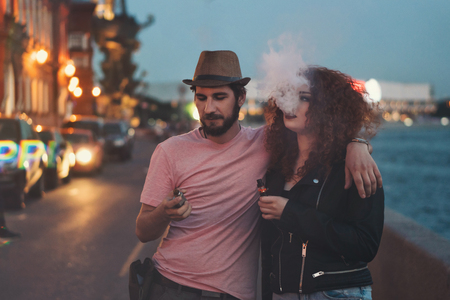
92, 87, 101, 97
64, 62, 76, 77
36, 50, 48, 64
68, 77, 79, 92
73, 87, 83, 98
365, 79, 382, 102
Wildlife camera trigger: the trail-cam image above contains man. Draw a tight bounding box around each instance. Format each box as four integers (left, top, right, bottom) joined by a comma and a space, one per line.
136, 50, 381, 300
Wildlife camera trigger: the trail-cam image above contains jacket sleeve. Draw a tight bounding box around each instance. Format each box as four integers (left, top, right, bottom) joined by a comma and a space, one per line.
279, 182, 384, 263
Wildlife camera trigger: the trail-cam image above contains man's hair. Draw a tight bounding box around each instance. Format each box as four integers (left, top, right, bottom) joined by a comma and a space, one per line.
190, 84, 247, 103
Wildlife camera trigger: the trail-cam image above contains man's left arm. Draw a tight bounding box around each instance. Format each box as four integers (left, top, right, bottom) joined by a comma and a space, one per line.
345, 141, 382, 198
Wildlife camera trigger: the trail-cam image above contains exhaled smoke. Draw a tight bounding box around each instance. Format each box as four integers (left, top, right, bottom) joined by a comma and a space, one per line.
258, 33, 309, 115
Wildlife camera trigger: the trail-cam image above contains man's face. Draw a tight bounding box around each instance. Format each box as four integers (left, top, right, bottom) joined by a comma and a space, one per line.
194, 86, 242, 136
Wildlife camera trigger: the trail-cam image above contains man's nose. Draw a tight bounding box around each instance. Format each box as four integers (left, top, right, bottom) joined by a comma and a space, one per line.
204, 98, 216, 113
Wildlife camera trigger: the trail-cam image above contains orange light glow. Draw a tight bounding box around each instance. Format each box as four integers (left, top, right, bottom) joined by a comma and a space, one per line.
69, 77, 79, 87
92, 87, 101, 97
68, 77, 79, 92
35, 125, 43, 132
73, 87, 83, 98
36, 50, 48, 64
64, 63, 76, 77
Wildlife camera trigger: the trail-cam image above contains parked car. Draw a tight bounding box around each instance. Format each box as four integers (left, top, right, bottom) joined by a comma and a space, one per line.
60, 128, 104, 174
103, 120, 135, 161
62, 114, 105, 148
0, 115, 46, 209
36, 126, 75, 189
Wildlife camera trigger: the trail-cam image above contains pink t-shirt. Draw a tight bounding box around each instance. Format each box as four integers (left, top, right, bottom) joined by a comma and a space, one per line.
140, 126, 269, 300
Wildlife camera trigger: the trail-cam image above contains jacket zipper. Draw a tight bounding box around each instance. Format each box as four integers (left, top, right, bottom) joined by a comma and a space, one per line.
278, 230, 284, 292
298, 241, 308, 293
312, 266, 369, 278
315, 173, 330, 209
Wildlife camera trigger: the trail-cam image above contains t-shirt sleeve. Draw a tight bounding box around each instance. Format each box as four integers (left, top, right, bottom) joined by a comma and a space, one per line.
140, 143, 174, 207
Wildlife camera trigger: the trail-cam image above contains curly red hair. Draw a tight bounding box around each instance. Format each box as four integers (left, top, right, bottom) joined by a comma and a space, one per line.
264, 66, 381, 180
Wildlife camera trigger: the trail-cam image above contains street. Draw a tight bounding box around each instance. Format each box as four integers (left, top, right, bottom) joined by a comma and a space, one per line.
0, 136, 161, 300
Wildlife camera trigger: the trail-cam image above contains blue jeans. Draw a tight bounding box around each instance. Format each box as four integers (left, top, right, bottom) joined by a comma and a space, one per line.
272, 286, 372, 300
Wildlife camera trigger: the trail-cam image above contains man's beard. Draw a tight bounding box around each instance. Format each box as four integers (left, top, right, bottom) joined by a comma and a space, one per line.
200, 101, 240, 137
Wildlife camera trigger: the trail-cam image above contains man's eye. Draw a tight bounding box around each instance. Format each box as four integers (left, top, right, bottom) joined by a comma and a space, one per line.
196, 96, 206, 101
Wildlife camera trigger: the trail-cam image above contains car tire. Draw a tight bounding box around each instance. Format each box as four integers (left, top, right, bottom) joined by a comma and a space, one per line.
28, 172, 44, 199
62, 170, 71, 184
45, 168, 59, 190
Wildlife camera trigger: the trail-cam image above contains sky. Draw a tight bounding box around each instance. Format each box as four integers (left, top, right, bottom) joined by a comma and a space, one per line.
102, 0, 450, 99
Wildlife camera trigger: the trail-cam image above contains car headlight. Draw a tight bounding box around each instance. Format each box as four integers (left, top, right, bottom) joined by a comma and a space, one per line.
76, 148, 93, 165
113, 138, 125, 146
69, 153, 76, 167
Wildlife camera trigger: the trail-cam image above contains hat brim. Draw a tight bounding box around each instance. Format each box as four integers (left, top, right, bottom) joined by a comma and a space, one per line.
182, 77, 250, 87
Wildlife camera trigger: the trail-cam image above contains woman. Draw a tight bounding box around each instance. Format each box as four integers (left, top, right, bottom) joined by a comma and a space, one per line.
259, 66, 384, 300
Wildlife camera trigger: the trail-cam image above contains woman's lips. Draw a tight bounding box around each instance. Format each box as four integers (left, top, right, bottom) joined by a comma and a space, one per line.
284, 114, 297, 119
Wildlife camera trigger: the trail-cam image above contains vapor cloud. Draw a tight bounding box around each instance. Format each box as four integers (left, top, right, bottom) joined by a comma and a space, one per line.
258, 33, 309, 115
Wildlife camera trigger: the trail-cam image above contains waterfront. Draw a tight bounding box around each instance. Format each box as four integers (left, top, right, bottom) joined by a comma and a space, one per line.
371, 123, 450, 241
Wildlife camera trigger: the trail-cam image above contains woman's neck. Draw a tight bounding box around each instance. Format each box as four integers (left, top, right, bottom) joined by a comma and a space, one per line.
285, 134, 315, 190
297, 133, 314, 163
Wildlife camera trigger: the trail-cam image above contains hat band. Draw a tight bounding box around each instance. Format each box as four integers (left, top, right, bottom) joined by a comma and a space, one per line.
193, 75, 242, 82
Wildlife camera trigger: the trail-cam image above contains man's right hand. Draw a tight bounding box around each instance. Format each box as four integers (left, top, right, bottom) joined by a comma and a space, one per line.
161, 190, 192, 221
136, 191, 192, 242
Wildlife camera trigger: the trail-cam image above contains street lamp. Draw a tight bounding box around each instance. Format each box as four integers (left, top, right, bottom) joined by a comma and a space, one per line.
36, 50, 48, 64
92, 86, 101, 97
68, 77, 79, 92
73, 87, 83, 98
64, 61, 76, 77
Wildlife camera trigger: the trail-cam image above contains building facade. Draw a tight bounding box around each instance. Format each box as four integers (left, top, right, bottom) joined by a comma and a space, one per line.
0, 0, 97, 126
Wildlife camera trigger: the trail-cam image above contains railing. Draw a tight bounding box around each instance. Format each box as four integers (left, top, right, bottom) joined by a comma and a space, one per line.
369, 208, 450, 299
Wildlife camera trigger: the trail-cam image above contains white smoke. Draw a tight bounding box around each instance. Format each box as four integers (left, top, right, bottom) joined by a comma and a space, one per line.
257, 33, 309, 115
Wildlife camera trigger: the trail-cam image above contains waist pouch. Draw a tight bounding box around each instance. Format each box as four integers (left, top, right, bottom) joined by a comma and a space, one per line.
129, 257, 155, 300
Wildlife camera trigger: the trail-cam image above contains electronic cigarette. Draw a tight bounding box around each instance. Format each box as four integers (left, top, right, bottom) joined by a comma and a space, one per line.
172, 188, 187, 208
257, 179, 268, 196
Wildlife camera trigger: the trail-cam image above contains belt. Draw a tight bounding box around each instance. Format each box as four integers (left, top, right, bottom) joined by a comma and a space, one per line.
153, 269, 239, 299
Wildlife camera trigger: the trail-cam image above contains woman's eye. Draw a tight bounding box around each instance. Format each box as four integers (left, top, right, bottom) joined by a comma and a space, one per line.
300, 96, 310, 102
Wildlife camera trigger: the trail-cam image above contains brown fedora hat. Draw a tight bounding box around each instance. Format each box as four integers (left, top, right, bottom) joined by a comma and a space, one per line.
183, 50, 251, 87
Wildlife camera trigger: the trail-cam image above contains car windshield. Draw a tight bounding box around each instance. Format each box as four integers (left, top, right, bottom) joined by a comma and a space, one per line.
103, 123, 122, 135
0, 119, 19, 143
37, 131, 53, 144
62, 121, 101, 136
62, 134, 90, 144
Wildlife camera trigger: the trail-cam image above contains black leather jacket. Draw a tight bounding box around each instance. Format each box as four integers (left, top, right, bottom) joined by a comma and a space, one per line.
261, 161, 384, 299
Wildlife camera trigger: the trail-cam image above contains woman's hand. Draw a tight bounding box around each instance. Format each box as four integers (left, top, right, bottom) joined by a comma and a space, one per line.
258, 196, 289, 220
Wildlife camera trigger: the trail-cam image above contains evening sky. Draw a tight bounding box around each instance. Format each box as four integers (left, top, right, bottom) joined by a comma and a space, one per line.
99, 0, 450, 99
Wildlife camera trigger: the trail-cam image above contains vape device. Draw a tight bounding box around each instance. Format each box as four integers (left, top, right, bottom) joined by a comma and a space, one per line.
257, 179, 268, 196
172, 188, 187, 208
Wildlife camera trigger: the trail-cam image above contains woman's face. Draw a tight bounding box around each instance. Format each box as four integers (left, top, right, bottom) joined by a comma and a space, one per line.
283, 84, 311, 134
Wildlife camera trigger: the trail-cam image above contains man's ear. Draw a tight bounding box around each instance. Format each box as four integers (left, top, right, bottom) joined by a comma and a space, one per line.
238, 92, 246, 107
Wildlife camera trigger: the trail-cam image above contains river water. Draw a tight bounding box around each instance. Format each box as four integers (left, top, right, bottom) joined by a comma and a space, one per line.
370, 123, 450, 241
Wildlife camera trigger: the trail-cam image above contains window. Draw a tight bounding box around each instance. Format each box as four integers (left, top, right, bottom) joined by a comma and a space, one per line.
20, 120, 35, 140
68, 33, 89, 50
72, 55, 90, 68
